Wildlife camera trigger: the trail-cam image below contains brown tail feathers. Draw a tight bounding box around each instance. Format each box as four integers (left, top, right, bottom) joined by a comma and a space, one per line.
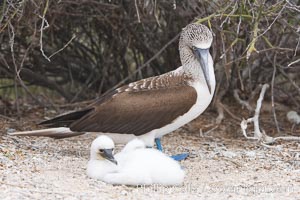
8, 128, 85, 139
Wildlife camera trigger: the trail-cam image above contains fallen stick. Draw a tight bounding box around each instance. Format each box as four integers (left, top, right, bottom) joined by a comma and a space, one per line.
240, 83, 300, 145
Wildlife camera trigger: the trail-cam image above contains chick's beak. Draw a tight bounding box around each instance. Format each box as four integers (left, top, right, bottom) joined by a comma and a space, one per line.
194, 47, 211, 94
103, 149, 118, 165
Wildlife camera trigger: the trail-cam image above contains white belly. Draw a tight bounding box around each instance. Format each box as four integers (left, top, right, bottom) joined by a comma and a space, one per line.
153, 82, 214, 138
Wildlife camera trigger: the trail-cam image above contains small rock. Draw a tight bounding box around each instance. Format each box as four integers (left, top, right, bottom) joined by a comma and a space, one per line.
287, 111, 300, 124
6, 128, 16, 134
121, 190, 128, 196
222, 151, 237, 158
245, 151, 256, 157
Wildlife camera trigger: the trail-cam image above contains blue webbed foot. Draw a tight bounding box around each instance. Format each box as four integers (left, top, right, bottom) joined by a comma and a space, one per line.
170, 153, 189, 161
155, 138, 189, 161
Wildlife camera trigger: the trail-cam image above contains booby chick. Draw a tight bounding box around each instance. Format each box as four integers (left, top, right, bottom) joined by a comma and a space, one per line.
87, 135, 185, 186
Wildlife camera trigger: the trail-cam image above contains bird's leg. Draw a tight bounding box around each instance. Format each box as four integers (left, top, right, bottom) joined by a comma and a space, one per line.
155, 138, 189, 161
155, 138, 163, 151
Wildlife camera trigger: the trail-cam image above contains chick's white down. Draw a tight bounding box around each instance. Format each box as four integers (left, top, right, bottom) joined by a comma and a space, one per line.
87, 136, 185, 186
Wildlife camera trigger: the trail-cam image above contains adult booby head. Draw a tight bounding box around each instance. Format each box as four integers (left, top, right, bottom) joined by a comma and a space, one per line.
90, 135, 117, 165
179, 23, 213, 93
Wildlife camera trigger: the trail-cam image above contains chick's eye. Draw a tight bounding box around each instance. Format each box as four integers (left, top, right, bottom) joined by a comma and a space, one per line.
99, 149, 104, 153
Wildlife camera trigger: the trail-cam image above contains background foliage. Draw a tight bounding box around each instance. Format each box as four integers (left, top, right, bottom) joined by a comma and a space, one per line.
0, 0, 299, 123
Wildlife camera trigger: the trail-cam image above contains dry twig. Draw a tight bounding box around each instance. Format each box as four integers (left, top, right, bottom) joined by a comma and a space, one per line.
241, 84, 300, 145
233, 89, 253, 111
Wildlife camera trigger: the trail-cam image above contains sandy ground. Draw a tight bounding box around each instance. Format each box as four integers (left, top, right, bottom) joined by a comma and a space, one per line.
1, 111, 300, 200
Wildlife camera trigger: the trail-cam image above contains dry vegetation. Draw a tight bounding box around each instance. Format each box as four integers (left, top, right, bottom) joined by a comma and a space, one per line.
0, 0, 299, 113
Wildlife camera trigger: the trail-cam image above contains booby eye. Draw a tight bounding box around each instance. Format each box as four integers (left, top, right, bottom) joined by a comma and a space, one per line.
99, 149, 104, 153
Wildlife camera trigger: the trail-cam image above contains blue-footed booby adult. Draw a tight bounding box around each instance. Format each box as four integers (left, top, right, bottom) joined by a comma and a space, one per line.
10, 23, 215, 160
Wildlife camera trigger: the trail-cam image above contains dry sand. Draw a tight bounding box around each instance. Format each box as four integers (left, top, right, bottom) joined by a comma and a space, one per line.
1, 114, 300, 200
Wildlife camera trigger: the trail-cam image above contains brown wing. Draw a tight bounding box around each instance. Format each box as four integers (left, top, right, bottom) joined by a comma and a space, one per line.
38, 89, 118, 127
69, 85, 197, 135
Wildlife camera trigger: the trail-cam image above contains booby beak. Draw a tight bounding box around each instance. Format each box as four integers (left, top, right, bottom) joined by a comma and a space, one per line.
194, 47, 211, 94
102, 149, 118, 165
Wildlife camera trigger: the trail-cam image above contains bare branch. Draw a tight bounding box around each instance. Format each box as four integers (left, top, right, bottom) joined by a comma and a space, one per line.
49, 34, 76, 59
271, 54, 281, 134
134, 0, 141, 23
241, 84, 300, 145
288, 58, 300, 67
233, 89, 253, 111
40, 0, 50, 62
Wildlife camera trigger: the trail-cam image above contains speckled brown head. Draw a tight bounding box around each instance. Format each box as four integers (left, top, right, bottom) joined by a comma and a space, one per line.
180, 23, 213, 50
179, 23, 213, 93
